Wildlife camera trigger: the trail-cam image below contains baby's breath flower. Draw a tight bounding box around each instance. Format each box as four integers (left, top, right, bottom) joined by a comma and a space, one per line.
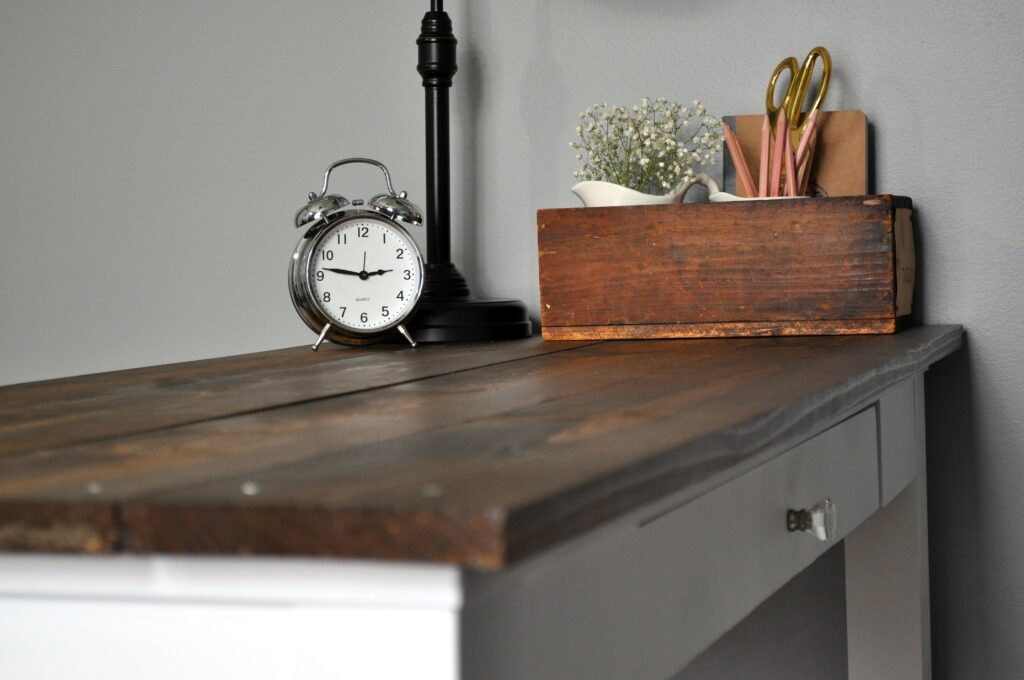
570, 98, 722, 194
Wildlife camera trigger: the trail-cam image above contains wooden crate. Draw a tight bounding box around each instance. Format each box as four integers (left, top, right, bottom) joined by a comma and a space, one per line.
537, 195, 915, 340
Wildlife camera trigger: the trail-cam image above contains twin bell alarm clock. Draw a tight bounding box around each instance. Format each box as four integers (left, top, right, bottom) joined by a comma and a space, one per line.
289, 158, 425, 349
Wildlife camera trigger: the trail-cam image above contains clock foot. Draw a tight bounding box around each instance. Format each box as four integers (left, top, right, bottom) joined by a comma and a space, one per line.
397, 324, 418, 348
312, 323, 331, 351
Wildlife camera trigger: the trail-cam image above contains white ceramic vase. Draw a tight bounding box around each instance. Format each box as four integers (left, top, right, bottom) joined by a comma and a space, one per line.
571, 174, 805, 206
571, 173, 721, 207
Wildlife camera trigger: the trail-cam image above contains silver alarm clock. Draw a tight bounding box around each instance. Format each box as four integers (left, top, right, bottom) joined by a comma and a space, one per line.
289, 158, 425, 349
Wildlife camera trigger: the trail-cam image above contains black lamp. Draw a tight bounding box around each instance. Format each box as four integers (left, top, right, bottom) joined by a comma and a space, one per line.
409, 0, 533, 342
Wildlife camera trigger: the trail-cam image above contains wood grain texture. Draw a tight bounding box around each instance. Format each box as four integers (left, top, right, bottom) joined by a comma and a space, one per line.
0, 327, 961, 568
542, 319, 898, 340
0, 501, 117, 553
537, 195, 912, 340
895, 208, 916, 317
0, 337, 587, 457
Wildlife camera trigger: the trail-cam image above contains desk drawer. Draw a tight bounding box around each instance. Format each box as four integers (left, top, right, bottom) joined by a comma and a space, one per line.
632, 407, 881, 676
780, 406, 881, 544
463, 408, 880, 680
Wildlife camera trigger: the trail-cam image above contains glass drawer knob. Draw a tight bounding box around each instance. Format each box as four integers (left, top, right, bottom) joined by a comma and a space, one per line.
787, 499, 837, 542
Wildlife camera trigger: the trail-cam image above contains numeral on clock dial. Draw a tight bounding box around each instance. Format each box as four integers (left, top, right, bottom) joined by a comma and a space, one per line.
309, 219, 421, 331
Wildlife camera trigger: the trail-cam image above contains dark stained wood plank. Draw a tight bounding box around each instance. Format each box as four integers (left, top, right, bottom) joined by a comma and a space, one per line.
0, 501, 117, 554
0, 326, 962, 568
121, 505, 506, 566
0, 337, 591, 457
542, 318, 899, 340
0, 345, 659, 500
538, 196, 913, 339
127, 326, 961, 566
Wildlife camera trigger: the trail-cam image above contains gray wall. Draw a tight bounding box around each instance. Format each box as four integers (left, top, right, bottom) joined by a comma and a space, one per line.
1, 0, 1021, 677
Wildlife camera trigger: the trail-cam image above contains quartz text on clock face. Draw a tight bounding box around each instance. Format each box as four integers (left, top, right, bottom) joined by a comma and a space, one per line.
309, 219, 422, 331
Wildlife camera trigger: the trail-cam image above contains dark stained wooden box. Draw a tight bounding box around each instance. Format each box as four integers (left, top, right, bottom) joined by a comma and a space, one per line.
537, 195, 915, 340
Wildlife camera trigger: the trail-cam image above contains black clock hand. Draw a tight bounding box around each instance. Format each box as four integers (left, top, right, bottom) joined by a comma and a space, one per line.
365, 269, 394, 277
322, 268, 361, 276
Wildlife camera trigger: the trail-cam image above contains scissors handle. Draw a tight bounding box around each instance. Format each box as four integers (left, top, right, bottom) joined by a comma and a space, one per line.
765, 56, 799, 126
765, 46, 832, 146
791, 47, 831, 128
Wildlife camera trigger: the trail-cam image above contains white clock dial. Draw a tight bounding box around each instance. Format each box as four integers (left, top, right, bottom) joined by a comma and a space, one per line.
308, 218, 422, 332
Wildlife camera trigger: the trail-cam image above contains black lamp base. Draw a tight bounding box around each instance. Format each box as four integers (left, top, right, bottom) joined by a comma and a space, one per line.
408, 263, 533, 342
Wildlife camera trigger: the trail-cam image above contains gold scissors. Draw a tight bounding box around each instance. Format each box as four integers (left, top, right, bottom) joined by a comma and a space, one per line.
765, 46, 831, 148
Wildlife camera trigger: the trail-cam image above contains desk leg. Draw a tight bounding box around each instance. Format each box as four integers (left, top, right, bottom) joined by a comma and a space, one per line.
845, 375, 931, 680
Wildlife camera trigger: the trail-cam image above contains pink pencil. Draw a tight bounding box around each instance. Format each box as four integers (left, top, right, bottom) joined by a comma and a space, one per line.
794, 110, 819, 170
758, 115, 770, 197
798, 132, 818, 195
769, 108, 787, 196
784, 125, 798, 197
723, 122, 756, 198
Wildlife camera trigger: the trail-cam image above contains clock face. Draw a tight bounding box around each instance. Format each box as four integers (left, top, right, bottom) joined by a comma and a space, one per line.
307, 217, 423, 332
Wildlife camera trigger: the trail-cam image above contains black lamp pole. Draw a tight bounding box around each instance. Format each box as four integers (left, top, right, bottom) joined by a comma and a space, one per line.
410, 0, 532, 342
418, 0, 454, 265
